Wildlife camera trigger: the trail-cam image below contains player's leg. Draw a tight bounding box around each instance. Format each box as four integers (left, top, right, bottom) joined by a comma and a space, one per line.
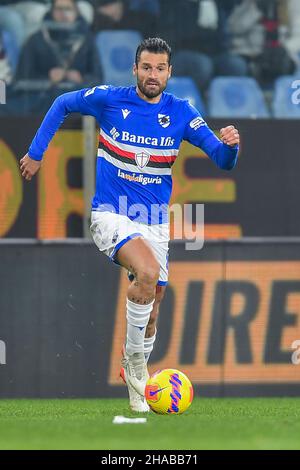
117, 236, 160, 359
116, 236, 160, 400
120, 283, 167, 412
141, 223, 169, 365
117, 236, 160, 306
90, 211, 158, 410
119, 275, 166, 412
144, 285, 167, 363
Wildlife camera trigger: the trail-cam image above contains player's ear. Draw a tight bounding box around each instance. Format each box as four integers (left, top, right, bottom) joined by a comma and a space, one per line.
168, 65, 172, 79
133, 63, 137, 76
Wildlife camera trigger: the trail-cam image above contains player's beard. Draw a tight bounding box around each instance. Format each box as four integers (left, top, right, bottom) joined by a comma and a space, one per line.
136, 75, 167, 99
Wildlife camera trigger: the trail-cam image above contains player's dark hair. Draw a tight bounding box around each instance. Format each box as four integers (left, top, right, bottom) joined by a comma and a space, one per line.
135, 38, 172, 66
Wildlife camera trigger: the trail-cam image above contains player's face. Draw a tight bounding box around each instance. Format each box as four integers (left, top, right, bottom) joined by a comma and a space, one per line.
134, 51, 171, 100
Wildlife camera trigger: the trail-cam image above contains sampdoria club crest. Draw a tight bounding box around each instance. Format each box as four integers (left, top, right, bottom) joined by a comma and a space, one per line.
158, 114, 170, 128
135, 151, 150, 169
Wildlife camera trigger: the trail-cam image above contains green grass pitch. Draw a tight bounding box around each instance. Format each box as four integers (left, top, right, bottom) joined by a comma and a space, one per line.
0, 398, 299, 450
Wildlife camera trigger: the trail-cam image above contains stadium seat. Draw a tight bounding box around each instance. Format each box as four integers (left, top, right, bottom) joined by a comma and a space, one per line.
208, 77, 270, 118
167, 77, 206, 116
95, 30, 142, 87
272, 75, 300, 118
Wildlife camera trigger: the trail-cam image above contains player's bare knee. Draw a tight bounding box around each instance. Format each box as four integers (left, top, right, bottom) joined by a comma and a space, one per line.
138, 263, 160, 289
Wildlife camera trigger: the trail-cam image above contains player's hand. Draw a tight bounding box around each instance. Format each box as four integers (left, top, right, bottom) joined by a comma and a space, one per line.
220, 126, 240, 147
20, 154, 41, 181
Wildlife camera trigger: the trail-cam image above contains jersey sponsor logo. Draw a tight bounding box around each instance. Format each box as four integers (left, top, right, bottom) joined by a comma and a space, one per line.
135, 151, 150, 169
117, 169, 162, 185
158, 114, 171, 128
121, 131, 175, 147
122, 109, 131, 119
189, 116, 206, 130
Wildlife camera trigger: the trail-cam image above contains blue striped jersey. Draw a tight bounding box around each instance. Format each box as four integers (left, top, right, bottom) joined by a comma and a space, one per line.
28, 85, 238, 224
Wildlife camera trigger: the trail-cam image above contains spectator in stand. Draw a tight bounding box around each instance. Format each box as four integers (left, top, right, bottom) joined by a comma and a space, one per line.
91, 0, 159, 38
158, 0, 249, 92
127, 0, 160, 37
0, 1, 94, 45
226, 0, 294, 85
14, 0, 101, 113
281, 0, 300, 72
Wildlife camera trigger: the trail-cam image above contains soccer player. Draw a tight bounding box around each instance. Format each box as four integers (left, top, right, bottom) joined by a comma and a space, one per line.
20, 37, 240, 412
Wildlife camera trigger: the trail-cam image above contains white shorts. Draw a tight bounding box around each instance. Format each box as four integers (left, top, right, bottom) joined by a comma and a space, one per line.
90, 211, 169, 286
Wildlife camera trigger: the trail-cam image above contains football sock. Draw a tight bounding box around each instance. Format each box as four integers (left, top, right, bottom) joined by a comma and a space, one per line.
126, 298, 155, 356
144, 330, 157, 364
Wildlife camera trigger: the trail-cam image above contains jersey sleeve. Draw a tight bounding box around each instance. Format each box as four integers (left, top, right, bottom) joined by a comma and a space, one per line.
28, 85, 110, 161
182, 101, 238, 170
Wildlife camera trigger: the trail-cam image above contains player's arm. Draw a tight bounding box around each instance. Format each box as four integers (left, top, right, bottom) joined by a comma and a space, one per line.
20, 86, 110, 181
183, 104, 239, 170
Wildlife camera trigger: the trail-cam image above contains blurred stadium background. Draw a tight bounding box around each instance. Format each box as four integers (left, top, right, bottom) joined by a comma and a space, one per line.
1, 0, 300, 408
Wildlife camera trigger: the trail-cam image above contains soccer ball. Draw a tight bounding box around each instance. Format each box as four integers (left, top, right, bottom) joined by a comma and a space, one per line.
145, 368, 193, 415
